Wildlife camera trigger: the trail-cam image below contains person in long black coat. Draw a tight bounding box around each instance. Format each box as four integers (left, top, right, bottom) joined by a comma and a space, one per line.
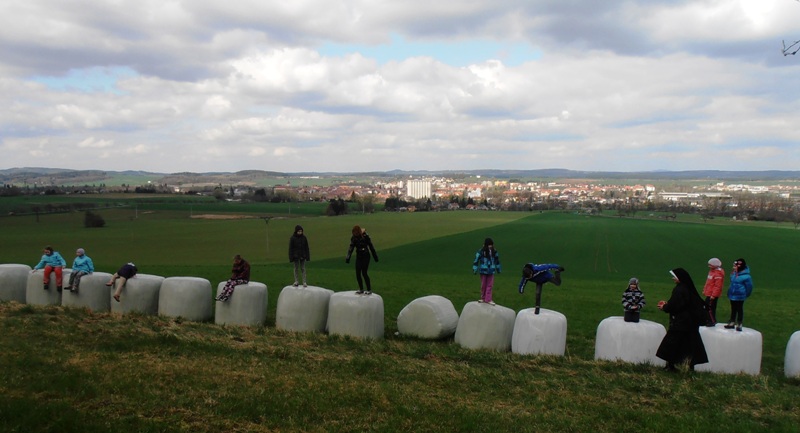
656, 267, 709, 371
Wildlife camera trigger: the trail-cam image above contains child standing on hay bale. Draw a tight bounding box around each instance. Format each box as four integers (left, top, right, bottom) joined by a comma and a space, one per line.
518, 262, 564, 314
622, 277, 646, 323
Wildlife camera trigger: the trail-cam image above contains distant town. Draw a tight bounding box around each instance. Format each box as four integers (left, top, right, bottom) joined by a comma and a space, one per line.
3, 169, 800, 223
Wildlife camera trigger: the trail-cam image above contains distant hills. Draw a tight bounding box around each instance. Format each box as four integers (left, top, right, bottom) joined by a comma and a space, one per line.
2, 167, 800, 186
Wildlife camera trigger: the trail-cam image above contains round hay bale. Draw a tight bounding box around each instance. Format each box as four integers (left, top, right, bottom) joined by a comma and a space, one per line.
110, 274, 165, 316
61, 272, 113, 312
158, 277, 213, 322
0, 264, 31, 303
26, 268, 71, 306
593, 316, 666, 365
785, 331, 800, 378
397, 295, 458, 340
512, 308, 569, 356
276, 285, 334, 333
454, 301, 515, 351
326, 291, 384, 340
214, 281, 268, 326
695, 325, 762, 375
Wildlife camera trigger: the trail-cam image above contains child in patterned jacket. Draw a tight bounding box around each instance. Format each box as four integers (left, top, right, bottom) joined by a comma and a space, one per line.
622, 277, 646, 322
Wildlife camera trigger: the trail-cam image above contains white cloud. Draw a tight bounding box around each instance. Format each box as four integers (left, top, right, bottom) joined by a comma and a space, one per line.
202, 95, 232, 118
0, 0, 799, 173
77, 137, 114, 148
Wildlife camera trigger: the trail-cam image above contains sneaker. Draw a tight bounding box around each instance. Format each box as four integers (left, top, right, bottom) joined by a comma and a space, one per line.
43, 284, 49, 290
71, 287, 79, 294
736, 325, 743, 332
292, 282, 299, 287
488, 301, 496, 306
724, 323, 735, 329
477, 299, 484, 303
365, 290, 372, 295
355, 290, 364, 295
303, 283, 307, 287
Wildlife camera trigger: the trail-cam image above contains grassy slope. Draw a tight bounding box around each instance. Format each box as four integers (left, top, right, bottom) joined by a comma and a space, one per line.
1, 211, 799, 432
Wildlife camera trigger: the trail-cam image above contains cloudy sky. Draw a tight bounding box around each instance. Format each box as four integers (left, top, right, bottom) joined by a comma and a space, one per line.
2, 0, 800, 173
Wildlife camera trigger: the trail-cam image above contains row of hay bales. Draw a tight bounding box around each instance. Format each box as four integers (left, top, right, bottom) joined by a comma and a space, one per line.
2, 264, 799, 377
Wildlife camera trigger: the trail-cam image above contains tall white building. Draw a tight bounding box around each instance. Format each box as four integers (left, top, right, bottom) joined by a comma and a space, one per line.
406, 179, 432, 199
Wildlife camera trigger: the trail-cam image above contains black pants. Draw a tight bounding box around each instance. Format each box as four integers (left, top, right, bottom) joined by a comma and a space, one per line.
355, 254, 371, 291
705, 297, 718, 324
623, 311, 640, 323
729, 300, 744, 324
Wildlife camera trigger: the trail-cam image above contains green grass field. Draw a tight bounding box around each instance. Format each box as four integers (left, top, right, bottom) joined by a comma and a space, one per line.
1, 205, 799, 432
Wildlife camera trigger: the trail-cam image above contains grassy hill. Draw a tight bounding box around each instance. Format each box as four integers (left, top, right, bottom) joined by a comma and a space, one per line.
1, 210, 799, 432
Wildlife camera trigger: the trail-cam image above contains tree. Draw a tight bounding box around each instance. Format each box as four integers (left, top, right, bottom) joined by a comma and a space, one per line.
357, 194, 376, 213
384, 196, 408, 211
84, 211, 106, 228
325, 198, 348, 216
791, 208, 800, 229
252, 188, 268, 202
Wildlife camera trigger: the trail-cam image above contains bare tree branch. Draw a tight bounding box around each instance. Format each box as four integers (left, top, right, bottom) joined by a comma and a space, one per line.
783, 39, 800, 56
784, 1, 800, 56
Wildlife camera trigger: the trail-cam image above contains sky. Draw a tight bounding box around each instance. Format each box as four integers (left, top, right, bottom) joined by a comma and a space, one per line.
2, 0, 800, 174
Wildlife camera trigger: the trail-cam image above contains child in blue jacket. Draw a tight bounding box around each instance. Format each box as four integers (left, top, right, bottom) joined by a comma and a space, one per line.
519, 262, 564, 314
724, 258, 754, 332
472, 238, 501, 305
67, 248, 94, 293
32, 246, 67, 291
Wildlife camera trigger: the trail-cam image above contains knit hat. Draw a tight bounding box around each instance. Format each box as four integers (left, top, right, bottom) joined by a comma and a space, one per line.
628, 277, 639, 285
708, 258, 721, 268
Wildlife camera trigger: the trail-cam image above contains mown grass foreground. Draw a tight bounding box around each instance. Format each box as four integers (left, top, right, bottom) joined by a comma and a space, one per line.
0, 303, 798, 433
1, 209, 800, 432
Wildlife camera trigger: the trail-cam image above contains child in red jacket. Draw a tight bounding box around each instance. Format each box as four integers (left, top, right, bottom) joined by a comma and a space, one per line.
702, 258, 724, 326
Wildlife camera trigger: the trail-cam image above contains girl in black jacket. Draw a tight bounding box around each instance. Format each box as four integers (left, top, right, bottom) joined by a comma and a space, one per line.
346, 225, 379, 295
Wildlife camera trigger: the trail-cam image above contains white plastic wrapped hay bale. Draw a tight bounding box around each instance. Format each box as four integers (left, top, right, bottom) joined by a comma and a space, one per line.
61, 272, 113, 312
0, 264, 31, 303
158, 277, 213, 322
26, 268, 71, 306
326, 291, 384, 340
214, 281, 268, 326
785, 331, 800, 378
593, 316, 666, 366
454, 301, 515, 351
110, 274, 164, 316
695, 325, 762, 375
276, 285, 334, 333
512, 308, 569, 357
397, 295, 459, 340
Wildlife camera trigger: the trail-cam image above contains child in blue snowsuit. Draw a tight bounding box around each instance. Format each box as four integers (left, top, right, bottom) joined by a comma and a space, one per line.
519, 263, 564, 314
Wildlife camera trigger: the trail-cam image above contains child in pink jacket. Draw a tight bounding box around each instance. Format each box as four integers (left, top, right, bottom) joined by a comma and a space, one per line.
702, 258, 724, 326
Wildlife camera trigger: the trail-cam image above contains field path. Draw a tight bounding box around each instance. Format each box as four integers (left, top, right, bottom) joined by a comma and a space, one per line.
592, 229, 616, 273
